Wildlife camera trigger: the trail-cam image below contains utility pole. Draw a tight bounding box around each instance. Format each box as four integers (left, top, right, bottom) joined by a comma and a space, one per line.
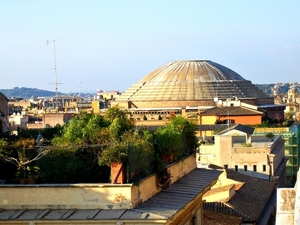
47, 39, 62, 125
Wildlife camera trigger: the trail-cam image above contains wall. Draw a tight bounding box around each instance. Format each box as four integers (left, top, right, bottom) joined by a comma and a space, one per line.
200, 115, 217, 125
219, 115, 262, 125
131, 155, 197, 207
276, 167, 300, 225
198, 135, 285, 181
0, 155, 197, 210
0, 184, 133, 210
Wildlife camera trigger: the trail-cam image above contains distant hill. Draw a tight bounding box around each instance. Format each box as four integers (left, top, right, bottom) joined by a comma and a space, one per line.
0, 87, 95, 99
256, 83, 297, 96
0, 87, 60, 98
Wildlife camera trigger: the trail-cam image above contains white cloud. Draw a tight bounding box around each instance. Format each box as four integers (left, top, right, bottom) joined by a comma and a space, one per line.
282, 44, 300, 50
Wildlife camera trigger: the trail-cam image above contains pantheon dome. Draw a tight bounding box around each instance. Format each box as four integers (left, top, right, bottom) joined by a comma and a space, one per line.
114, 60, 273, 109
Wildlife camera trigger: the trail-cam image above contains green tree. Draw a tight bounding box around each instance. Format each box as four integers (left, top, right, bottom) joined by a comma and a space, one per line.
49, 112, 111, 182
155, 124, 183, 160
104, 105, 134, 138
170, 116, 198, 154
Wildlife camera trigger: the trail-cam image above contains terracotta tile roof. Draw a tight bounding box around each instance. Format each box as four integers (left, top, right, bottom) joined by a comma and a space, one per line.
203, 210, 242, 225
200, 106, 263, 116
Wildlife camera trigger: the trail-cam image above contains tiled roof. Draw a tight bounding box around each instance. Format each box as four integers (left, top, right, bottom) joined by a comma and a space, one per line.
204, 202, 253, 222
0, 168, 222, 222
203, 209, 242, 225
225, 169, 276, 222
200, 106, 263, 116
134, 168, 223, 218
204, 168, 276, 223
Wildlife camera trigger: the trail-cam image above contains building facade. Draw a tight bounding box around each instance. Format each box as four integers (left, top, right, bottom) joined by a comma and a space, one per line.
197, 125, 287, 187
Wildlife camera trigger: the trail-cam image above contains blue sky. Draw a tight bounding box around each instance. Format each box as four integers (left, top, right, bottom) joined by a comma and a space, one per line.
1, 1, 300, 93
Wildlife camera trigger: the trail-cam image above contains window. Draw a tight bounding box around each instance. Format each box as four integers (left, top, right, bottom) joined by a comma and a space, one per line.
224, 165, 228, 169
263, 165, 266, 172
235, 165, 238, 171
244, 165, 247, 171
253, 165, 257, 172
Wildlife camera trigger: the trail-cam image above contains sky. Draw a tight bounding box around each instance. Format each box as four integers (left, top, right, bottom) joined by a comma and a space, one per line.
1, 1, 300, 94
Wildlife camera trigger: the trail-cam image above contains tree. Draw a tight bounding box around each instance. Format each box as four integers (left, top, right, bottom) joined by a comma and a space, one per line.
170, 116, 198, 154
0, 138, 49, 182
104, 105, 134, 138
155, 124, 183, 160
49, 112, 111, 182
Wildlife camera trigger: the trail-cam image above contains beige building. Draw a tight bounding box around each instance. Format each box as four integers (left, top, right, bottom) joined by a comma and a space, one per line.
197, 124, 287, 187
8, 109, 29, 131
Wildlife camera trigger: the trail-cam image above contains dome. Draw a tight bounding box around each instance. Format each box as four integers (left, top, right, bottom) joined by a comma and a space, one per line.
114, 60, 272, 108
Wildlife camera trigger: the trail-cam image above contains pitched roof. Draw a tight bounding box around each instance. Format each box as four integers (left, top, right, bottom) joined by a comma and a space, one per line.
204, 202, 253, 222
200, 106, 263, 116
134, 168, 223, 218
225, 169, 276, 222
204, 167, 276, 223
203, 209, 243, 225
218, 124, 255, 135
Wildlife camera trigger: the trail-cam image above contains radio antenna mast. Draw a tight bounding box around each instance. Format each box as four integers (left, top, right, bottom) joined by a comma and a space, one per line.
47, 39, 62, 125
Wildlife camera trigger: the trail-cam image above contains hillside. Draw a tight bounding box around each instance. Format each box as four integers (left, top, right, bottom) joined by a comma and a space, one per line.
0, 87, 60, 98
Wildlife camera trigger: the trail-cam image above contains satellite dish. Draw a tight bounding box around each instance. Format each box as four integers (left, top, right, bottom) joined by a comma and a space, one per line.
214, 97, 218, 103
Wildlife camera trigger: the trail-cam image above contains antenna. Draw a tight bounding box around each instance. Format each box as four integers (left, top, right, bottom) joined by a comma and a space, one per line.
79, 81, 81, 102
47, 39, 62, 125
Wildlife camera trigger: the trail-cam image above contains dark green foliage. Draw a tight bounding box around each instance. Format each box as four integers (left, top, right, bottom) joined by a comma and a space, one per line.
171, 116, 199, 154
41, 125, 63, 140
99, 130, 154, 179
265, 132, 274, 140
0, 105, 198, 184
155, 124, 183, 160
155, 116, 198, 161
39, 148, 110, 183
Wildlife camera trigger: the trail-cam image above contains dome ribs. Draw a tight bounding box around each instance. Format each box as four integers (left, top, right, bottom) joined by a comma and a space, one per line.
114, 60, 271, 107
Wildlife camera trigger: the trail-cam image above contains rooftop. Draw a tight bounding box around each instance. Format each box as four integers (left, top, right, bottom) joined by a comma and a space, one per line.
0, 169, 222, 222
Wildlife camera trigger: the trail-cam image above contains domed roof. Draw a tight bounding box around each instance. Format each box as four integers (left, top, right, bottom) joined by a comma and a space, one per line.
140, 60, 246, 83
115, 60, 270, 108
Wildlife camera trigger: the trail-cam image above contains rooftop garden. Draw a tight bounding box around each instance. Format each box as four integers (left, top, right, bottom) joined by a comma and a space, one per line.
0, 105, 199, 185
